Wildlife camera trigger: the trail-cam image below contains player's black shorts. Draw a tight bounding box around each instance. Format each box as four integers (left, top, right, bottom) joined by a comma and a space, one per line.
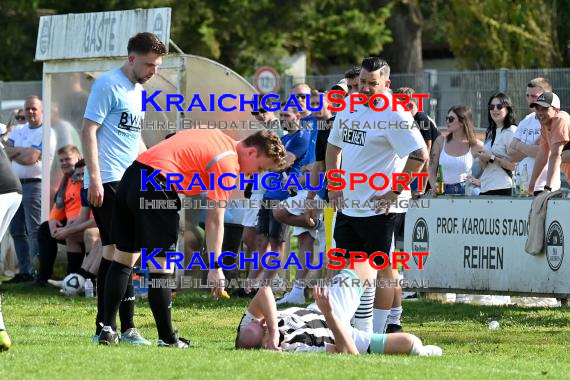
90, 181, 119, 246
111, 161, 181, 256
256, 201, 289, 241
333, 212, 401, 267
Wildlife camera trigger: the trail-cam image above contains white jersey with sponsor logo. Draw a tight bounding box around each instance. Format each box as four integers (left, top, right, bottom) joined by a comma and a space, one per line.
328, 98, 426, 217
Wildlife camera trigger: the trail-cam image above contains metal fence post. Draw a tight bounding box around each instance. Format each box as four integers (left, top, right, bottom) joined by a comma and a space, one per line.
423, 69, 438, 125
499, 68, 509, 93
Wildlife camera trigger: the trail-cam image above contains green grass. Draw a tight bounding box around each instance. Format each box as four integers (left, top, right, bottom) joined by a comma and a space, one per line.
1, 283, 570, 380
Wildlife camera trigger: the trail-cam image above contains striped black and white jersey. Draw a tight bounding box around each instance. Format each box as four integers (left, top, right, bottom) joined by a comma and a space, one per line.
237, 307, 335, 352
277, 307, 335, 352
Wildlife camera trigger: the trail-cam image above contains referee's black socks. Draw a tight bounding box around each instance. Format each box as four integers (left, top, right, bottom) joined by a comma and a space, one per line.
95, 257, 112, 335
148, 273, 176, 344
103, 261, 133, 333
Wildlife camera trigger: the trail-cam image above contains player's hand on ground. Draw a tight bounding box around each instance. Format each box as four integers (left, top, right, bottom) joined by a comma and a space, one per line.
314, 286, 334, 317
208, 268, 225, 298
88, 180, 104, 207
262, 325, 282, 352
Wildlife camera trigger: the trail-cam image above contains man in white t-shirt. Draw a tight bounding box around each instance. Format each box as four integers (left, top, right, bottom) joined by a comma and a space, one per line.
326, 57, 427, 335
5, 96, 54, 282
509, 78, 553, 194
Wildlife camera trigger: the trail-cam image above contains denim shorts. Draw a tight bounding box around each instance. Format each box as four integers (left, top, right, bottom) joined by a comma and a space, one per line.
444, 182, 466, 195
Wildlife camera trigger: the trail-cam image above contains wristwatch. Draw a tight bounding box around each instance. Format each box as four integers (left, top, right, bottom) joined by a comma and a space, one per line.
544, 185, 552, 192
489, 154, 495, 163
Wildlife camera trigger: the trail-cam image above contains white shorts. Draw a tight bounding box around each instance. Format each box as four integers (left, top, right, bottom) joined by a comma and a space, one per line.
283, 190, 323, 237
242, 193, 264, 228
307, 269, 372, 353
0, 192, 22, 241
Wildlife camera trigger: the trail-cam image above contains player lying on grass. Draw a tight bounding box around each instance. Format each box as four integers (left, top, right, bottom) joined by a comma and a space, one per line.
235, 280, 442, 355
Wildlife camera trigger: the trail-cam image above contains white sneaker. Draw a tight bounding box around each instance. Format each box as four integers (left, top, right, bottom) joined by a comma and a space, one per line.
419, 345, 443, 356
271, 275, 287, 292
276, 290, 305, 305
47, 279, 63, 289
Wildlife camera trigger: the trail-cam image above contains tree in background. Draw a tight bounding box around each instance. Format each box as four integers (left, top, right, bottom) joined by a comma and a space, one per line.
169, 0, 392, 76
431, 0, 563, 69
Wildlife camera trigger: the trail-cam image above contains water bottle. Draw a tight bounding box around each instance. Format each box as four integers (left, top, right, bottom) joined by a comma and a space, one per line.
514, 166, 521, 195
436, 165, 445, 195
520, 164, 529, 196
84, 278, 94, 298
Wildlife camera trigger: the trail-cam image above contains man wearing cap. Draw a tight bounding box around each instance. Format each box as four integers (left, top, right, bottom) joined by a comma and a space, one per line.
528, 92, 570, 194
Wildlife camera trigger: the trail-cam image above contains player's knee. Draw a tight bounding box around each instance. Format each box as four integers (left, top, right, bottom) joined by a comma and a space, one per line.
83, 227, 99, 244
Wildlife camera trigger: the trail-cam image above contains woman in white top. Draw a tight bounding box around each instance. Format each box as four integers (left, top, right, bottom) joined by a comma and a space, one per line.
429, 106, 483, 195
478, 92, 517, 195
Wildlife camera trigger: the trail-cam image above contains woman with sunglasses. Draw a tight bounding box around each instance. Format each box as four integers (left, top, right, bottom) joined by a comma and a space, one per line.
429, 106, 483, 196
1, 109, 26, 142
478, 93, 517, 195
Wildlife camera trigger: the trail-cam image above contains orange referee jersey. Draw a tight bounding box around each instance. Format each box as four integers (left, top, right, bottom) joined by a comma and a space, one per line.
136, 129, 240, 201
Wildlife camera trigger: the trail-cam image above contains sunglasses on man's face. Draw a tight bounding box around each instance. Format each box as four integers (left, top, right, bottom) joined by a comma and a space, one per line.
15, 116, 25, 121
295, 94, 307, 100
488, 104, 505, 111
251, 109, 268, 116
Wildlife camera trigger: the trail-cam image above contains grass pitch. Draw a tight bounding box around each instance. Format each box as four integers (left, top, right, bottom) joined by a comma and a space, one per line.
1, 283, 569, 380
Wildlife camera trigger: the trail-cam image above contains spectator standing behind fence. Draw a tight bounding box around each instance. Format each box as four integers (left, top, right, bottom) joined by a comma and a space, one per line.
396, 87, 440, 197
4, 96, 55, 283
509, 78, 552, 195
477, 93, 517, 196
428, 106, 482, 196
528, 92, 570, 194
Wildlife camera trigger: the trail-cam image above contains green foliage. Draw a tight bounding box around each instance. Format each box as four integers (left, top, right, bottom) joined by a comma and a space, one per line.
0, 0, 394, 80
0, 0, 42, 80
436, 0, 562, 69
169, 0, 393, 76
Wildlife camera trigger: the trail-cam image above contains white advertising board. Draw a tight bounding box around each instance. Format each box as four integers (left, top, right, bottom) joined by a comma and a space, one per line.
404, 197, 570, 297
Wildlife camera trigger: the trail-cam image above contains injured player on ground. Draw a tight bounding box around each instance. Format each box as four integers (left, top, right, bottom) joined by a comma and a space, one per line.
235, 270, 442, 356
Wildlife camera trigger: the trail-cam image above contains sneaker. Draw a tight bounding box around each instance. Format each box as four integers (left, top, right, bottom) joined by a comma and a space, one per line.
308, 218, 323, 239
0, 330, 12, 351
4, 273, 34, 284
271, 275, 287, 293
98, 326, 119, 345
419, 345, 443, 356
120, 328, 151, 346
47, 279, 64, 289
157, 337, 191, 348
385, 323, 403, 334
276, 290, 305, 305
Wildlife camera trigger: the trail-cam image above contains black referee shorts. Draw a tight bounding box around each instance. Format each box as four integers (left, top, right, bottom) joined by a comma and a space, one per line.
90, 181, 119, 246
111, 161, 181, 256
333, 212, 400, 267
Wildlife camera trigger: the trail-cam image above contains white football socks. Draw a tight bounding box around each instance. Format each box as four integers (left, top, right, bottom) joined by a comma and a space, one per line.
372, 308, 390, 333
